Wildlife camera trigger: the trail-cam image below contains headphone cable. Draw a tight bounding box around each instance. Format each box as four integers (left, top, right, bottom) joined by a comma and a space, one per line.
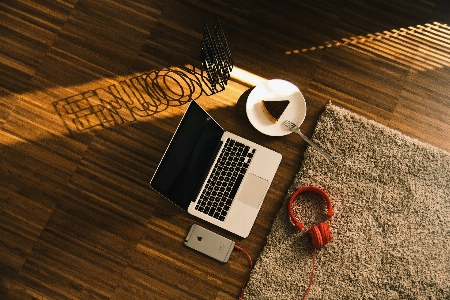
234, 244, 253, 300
302, 246, 317, 300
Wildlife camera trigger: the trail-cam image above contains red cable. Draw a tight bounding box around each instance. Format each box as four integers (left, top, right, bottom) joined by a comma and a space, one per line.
234, 244, 253, 300
302, 247, 317, 300
302, 223, 331, 299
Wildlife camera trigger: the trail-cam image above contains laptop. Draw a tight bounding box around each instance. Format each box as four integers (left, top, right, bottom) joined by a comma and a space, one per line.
150, 100, 282, 238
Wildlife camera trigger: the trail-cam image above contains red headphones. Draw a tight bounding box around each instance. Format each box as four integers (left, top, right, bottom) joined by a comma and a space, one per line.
288, 186, 333, 249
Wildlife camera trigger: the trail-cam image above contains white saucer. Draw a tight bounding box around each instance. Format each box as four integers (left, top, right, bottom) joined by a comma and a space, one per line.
246, 79, 306, 136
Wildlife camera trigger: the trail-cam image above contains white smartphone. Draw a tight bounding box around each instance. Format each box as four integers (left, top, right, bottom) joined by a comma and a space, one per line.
184, 224, 235, 263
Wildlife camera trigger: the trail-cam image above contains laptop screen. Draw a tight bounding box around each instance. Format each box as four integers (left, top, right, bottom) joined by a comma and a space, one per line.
150, 101, 224, 210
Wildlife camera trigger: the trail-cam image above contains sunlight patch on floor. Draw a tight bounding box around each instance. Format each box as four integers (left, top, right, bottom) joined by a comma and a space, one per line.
0, 64, 269, 146
285, 22, 450, 72
230, 66, 267, 87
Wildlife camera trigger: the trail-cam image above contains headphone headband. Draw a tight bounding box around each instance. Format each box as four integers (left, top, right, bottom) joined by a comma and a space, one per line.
288, 186, 333, 232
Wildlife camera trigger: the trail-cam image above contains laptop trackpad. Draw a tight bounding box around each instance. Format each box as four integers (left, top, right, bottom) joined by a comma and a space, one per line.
235, 173, 270, 209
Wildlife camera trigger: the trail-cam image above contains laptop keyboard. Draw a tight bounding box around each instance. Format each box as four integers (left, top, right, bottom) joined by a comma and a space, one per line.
195, 138, 256, 221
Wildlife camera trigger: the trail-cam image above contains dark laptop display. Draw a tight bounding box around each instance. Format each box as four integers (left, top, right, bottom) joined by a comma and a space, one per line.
151, 101, 224, 209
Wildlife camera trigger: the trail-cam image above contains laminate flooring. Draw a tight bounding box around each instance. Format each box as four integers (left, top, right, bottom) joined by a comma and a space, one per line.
1, 1, 449, 299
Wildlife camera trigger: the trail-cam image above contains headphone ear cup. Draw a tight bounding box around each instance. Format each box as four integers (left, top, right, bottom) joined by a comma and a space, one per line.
309, 225, 323, 249
318, 222, 331, 246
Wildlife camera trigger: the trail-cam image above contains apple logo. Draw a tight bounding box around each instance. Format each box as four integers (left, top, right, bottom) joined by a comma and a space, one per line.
197, 236, 203, 241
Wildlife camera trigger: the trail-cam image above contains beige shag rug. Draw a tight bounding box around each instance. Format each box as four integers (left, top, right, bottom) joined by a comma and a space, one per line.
243, 104, 450, 299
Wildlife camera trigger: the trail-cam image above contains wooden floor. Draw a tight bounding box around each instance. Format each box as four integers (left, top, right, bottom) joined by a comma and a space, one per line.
1, 1, 450, 299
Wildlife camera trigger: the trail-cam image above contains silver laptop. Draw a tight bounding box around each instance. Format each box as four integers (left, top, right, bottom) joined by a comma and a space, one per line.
150, 100, 282, 238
